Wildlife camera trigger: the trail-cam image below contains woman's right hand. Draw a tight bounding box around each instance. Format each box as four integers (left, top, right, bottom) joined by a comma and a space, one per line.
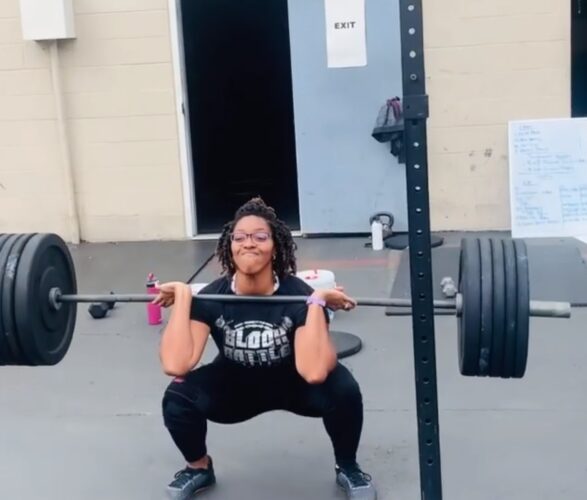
312, 286, 357, 312
152, 281, 192, 308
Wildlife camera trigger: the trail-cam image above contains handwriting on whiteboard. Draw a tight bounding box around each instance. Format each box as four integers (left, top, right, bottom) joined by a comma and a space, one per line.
509, 118, 587, 238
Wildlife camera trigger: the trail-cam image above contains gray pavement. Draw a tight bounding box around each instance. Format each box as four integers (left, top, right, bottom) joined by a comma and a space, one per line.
1, 235, 587, 499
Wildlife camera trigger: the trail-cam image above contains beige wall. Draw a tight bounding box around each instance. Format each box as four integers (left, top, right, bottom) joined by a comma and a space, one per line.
424, 0, 571, 230
0, 0, 67, 236
0, 0, 573, 241
0, 0, 186, 242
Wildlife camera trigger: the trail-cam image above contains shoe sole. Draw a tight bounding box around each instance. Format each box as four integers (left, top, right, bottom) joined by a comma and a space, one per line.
166, 483, 215, 500
335, 477, 377, 499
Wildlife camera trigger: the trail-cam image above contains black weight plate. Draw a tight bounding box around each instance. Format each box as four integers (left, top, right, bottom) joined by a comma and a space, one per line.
0, 234, 21, 364
489, 238, 506, 377
0, 233, 13, 365
478, 238, 493, 376
502, 238, 518, 379
513, 239, 530, 378
15, 233, 77, 366
458, 238, 482, 376
2, 233, 36, 365
331, 330, 363, 359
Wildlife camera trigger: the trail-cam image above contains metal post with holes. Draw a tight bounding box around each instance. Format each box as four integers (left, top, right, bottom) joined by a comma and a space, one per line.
399, 1, 443, 498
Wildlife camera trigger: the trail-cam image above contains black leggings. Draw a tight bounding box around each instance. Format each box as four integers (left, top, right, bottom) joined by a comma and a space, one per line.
162, 360, 363, 466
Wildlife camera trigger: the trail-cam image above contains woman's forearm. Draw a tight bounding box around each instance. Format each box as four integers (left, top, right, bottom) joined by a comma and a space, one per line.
295, 303, 337, 383
159, 287, 194, 374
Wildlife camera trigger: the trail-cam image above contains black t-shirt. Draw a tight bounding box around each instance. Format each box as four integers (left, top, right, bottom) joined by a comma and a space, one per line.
190, 274, 329, 370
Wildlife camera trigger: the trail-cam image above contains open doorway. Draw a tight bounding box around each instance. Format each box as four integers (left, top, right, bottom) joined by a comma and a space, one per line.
180, 0, 301, 234
572, 0, 587, 116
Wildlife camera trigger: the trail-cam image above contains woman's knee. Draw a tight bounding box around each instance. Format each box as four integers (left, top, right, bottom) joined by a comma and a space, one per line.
162, 377, 209, 427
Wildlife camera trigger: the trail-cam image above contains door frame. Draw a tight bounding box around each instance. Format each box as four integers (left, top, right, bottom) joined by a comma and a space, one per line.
168, 0, 198, 238
167, 0, 303, 237
572, 0, 586, 117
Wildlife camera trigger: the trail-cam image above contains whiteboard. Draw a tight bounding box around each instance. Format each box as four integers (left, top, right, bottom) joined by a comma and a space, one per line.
508, 117, 587, 238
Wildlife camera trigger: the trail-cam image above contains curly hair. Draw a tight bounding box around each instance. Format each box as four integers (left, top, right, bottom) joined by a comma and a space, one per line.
215, 197, 297, 280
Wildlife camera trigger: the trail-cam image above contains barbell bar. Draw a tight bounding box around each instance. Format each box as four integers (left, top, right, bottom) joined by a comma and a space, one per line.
52, 290, 453, 308
50, 290, 571, 318
0, 232, 576, 379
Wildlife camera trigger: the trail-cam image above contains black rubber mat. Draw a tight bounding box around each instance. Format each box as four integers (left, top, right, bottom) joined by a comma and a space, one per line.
331, 331, 363, 358
386, 241, 587, 315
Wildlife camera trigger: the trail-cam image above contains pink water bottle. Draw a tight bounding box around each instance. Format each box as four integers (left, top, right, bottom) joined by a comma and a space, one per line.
146, 272, 162, 325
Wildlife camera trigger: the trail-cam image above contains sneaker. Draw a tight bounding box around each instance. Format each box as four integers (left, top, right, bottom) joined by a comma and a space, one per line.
335, 462, 377, 500
166, 457, 216, 500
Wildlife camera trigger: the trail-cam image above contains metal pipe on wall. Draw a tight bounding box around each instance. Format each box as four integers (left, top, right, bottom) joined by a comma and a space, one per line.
49, 39, 81, 244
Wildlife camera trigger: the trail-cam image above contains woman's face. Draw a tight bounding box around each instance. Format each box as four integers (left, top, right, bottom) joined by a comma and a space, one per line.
230, 215, 275, 276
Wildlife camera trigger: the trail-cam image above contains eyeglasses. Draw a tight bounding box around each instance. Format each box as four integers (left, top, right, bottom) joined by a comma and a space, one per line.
230, 231, 272, 243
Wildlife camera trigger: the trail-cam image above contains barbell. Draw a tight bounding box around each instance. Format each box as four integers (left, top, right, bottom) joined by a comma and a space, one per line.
0, 232, 574, 378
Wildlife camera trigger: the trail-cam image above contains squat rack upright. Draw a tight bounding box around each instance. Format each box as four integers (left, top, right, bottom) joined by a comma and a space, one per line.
398, 1, 443, 498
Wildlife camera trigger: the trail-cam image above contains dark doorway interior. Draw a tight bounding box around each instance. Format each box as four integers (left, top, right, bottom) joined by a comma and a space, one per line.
572, 0, 587, 116
181, 0, 300, 233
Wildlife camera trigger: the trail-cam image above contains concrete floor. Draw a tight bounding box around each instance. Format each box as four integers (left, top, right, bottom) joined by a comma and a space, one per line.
1, 234, 587, 500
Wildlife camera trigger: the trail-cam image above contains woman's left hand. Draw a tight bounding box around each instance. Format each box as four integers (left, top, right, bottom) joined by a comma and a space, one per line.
313, 286, 357, 312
